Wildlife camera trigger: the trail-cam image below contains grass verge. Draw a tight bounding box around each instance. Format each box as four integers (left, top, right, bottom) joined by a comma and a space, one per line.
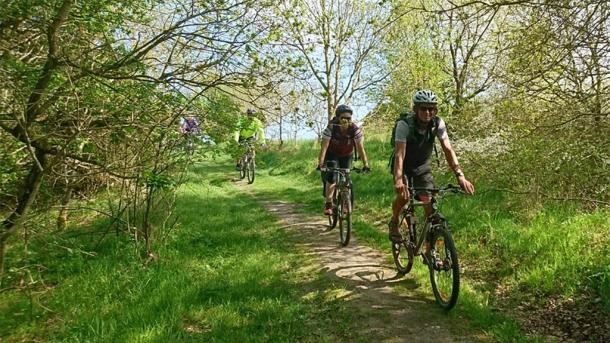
1, 159, 363, 342
253, 140, 610, 342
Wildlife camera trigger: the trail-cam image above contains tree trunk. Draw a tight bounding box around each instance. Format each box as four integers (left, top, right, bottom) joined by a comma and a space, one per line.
143, 185, 154, 257
279, 114, 283, 147
0, 150, 47, 279
56, 187, 73, 230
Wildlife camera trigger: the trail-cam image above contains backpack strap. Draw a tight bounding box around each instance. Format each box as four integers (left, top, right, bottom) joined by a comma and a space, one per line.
390, 113, 410, 143
388, 113, 411, 171
432, 116, 440, 167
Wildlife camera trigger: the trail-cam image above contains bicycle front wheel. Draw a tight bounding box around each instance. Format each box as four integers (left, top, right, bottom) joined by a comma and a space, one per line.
428, 224, 460, 310
391, 211, 414, 275
338, 190, 352, 246
247, 157, 255, 184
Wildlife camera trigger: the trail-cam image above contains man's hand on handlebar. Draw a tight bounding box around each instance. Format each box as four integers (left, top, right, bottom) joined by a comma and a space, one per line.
457, 177, 475, 194
394, 179, 410, 200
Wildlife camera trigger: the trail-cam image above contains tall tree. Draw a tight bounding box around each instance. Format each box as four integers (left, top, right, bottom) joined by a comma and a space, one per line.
432, 1, 507, 118
270, 0, 397, 120
0, 0, 280, 275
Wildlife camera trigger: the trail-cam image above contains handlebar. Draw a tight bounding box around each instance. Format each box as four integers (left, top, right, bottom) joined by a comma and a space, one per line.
317, 166, 368, 174
327, 167, 355, 173
238, 141, 257, 150
410, 184, 463, 195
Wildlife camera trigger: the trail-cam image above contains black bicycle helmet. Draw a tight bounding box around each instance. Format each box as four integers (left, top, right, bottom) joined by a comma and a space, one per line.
412, 90, 438, 105
335, 104, 353, 116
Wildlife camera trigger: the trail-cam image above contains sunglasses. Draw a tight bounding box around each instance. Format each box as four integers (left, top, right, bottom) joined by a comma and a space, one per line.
418, 106, 437, 113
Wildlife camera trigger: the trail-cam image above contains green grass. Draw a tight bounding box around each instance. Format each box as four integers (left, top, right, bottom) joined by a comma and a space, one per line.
0, 159, 363, 342
253, 140, 610, 341
2, 141, 608, 342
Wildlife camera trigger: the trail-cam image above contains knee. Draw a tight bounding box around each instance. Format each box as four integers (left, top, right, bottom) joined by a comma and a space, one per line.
418, 194, 432, 203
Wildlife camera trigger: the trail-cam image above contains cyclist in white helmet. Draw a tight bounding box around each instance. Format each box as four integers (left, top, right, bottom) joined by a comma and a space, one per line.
388, 90, 474, 243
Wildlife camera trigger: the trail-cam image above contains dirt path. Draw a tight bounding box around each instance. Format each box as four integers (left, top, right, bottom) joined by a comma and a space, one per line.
236, 179, 491, 342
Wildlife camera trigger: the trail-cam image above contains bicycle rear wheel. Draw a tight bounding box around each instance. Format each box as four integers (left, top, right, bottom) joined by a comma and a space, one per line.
239, 157, 246, 180
247, 157, 255, 184
391, 211, 414, 275
338, 190, 352, 246
428, 224, 460, 310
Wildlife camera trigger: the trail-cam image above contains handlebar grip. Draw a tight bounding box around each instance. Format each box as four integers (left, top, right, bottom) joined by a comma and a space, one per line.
446, 183, 463, 193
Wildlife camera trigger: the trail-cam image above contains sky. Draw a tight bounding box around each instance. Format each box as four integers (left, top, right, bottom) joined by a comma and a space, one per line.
264, 103, 374, 141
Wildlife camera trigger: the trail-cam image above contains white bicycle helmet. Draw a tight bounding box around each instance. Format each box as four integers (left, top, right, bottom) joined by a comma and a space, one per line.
412, 90, 438, 105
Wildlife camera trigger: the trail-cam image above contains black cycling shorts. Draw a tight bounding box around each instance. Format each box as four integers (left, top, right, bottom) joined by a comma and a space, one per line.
405, 172, 435, 196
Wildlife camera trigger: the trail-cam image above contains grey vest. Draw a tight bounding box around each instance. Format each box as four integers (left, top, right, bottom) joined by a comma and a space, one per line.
400, 114, 440, 176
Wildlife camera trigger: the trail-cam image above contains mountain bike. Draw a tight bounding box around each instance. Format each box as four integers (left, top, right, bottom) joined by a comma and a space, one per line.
238, 141, 255, 184
326, 167, 362, 246
391, 182, 463, 310
182, 132, 199, 156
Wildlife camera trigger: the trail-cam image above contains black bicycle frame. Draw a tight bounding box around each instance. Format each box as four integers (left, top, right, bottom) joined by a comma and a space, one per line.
403, 180, 459, 258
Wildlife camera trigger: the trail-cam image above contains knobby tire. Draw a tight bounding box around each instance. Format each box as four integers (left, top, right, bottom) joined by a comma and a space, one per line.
339, 190, 352, 246
428, 225, 460, 310
247, 157, 255, 184
239, 158, 246, 180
